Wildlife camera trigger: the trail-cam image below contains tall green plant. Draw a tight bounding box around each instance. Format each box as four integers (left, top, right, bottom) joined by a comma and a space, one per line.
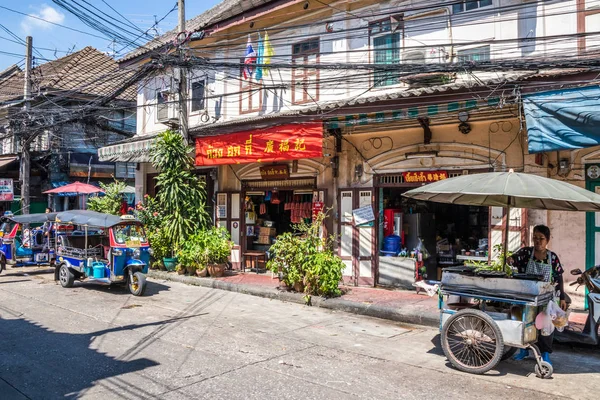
87, 180, 127, 215
150, 130, 210, 245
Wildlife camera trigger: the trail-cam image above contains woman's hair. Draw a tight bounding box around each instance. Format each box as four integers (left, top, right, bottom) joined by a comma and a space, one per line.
533, 224, 551, 241
45, 207, 53, 213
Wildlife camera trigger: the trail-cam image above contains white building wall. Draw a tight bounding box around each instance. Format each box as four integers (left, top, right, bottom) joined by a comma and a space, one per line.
133, 0, 586, 137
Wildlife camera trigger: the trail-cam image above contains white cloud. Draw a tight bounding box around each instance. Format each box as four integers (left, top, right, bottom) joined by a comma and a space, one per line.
21, 4, 66, 34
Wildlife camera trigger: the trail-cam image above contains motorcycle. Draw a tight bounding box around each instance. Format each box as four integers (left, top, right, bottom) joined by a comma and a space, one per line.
554, 265, 600, 346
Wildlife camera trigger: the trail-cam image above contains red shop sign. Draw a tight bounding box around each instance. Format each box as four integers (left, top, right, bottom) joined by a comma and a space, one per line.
195, 122, 323, 166
403, 170, 448, 183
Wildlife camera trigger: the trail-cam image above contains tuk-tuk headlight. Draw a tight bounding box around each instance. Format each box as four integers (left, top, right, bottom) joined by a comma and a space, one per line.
148, 248, 154, 256
133, 249, 141, 259
112, 249, 123, 256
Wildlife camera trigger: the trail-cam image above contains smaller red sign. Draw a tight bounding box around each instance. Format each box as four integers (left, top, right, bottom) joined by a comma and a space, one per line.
312, 201, 324, 219
260, 165, 289, 180
403, 170, 448, 183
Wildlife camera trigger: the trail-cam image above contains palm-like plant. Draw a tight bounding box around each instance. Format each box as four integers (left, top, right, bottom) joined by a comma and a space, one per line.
150, 130, 210, 246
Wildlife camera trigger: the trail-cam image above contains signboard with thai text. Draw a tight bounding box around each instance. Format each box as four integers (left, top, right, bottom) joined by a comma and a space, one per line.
195, 122, 322, 166
0, 179, 13, 201
352, 205, 375, 225
260, 165, 289, 180
403, 170, 448, 183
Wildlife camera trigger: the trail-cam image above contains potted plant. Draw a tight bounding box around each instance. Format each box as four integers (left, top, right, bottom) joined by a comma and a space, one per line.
267, 211, 344, 300
204, 227, 232, 278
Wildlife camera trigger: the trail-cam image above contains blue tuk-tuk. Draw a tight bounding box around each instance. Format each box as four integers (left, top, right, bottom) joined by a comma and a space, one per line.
0, 212, 58, 273
53, 210, 151, 296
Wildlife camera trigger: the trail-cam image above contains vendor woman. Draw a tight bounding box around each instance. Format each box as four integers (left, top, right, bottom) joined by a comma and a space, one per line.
507, 224, 568, 366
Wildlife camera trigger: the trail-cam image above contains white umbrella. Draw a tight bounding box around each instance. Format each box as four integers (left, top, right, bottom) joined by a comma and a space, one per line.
403, 170, 600, 263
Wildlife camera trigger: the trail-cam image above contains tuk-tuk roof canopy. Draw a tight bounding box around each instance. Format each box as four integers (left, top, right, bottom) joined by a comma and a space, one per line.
6, 212, 58, 224
55, 210, 140, 228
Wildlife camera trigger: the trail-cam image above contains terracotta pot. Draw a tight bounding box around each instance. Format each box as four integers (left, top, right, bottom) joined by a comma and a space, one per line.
176, 267, 186, 275
186, 266, 196, 275
207, 263, 226, 278
196, 268, 208, 277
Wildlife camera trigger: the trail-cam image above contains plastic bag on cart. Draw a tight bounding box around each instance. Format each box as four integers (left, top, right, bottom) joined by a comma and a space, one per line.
535, 310, 555, 336
547, 297, 569, 331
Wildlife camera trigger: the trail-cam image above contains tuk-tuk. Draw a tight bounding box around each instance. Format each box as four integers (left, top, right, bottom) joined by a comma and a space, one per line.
53, 210, 151, 296
0, 212, 58, 273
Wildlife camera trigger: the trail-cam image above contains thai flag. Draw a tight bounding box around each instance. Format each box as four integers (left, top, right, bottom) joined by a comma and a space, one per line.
243, 35, 257, 80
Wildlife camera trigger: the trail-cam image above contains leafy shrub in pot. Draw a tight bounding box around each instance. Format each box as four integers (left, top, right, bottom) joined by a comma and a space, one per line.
267, 212, 343, 299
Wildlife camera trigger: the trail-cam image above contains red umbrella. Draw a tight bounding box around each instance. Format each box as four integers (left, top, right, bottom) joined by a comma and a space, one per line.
43, 182, 104, 195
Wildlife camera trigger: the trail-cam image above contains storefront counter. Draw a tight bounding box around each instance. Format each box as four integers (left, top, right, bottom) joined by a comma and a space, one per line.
378, 256, 417, 289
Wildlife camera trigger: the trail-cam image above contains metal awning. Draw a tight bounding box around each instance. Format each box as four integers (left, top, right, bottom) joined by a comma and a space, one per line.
98, 134, 158, 162
0, 155, 18, 169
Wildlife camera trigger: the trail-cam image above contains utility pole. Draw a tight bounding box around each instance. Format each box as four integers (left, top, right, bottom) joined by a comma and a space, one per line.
21, 36, 32, 214
177, 0, 189, 141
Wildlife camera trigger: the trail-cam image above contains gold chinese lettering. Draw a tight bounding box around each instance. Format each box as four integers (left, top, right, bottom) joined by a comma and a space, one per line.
279, 139, 289, 152
427, 173, 433, 181
294, 138, 306, 151
207, 146, 224, 159
433, 173, 439, 181
264, 140, 274, 153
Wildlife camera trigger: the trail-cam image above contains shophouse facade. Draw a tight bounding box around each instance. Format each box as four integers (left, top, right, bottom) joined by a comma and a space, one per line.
99, 0, 600, 293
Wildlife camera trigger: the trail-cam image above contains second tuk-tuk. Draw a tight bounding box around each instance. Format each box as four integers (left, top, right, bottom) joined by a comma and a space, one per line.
53, 210, 151, 296
0, 212, 58, 273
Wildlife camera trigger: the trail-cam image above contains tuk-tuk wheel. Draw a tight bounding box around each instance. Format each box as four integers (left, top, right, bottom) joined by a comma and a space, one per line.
0, 256, 5, 274
128, 271, 146, 296
59, 264, 75, 288
535, 361, 553, 379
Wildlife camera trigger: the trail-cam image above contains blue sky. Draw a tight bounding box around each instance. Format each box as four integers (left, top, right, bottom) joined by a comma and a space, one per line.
0, 1, 222, 71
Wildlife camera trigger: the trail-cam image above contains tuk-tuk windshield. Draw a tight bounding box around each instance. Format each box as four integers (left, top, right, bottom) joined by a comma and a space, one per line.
113, 224, 147, 245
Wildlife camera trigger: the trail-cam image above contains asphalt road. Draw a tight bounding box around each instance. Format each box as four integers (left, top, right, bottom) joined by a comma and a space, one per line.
0, 267, 597, 400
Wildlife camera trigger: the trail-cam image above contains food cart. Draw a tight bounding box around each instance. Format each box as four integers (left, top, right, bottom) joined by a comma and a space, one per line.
439, 268, 555, 378
403, 169, 600, 379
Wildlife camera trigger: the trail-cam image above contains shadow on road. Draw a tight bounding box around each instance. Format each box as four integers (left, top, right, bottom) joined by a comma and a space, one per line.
0, 316, 169, 399
73, 280, 171, 296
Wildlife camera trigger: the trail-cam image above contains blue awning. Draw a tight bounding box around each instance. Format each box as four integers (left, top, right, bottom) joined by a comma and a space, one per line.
524, 86, 600, 153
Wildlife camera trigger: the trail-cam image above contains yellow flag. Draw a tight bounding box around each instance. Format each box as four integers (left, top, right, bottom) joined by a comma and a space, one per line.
263, 31, 275, 76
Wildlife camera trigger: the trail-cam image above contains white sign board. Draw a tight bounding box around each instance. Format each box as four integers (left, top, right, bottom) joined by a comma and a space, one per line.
0, 179, 13, 201
352, 205, 375, 225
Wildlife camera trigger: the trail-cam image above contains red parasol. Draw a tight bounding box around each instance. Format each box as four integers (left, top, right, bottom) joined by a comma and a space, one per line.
43, 182, 104, 195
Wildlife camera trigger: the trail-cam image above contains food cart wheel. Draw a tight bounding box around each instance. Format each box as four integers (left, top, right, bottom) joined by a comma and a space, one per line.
535, 361, 553, 379
441, 309, 504, 374
58, 264, 74, 288
128, 271, 147, 296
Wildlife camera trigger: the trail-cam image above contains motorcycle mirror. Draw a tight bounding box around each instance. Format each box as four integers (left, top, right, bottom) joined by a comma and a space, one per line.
571, 268, 583, 275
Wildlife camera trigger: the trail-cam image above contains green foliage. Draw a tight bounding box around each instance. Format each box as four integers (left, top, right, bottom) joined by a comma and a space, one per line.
465, 244, 513, 275
176, 227, 232, 270
135, 195, 163, 232
150, 130, 210, 245
147, 226, 172, 260
87, 180, 127, 215
267, 211, 344, 299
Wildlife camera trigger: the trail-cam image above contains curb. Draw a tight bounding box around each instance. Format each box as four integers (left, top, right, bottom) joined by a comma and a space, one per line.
148, 270, 439, 328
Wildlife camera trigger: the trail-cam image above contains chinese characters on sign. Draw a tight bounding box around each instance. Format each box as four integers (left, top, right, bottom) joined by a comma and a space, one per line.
195, 123, 322, 166
259, 165, 289, 180
402, 170, 448, 183
0, 179, 13, 201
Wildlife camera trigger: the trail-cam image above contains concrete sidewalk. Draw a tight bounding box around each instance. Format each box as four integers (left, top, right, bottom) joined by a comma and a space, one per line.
148, 269, 591, 329
148, 270, 440, 327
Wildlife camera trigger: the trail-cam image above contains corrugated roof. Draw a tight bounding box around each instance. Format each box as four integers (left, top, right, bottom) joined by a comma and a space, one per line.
189, 68, 590, 135
120, 0, 275, 63
0, 47, 136, 103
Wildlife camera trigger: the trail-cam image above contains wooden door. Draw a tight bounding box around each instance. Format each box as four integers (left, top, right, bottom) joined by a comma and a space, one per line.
338, 188, 375, 286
